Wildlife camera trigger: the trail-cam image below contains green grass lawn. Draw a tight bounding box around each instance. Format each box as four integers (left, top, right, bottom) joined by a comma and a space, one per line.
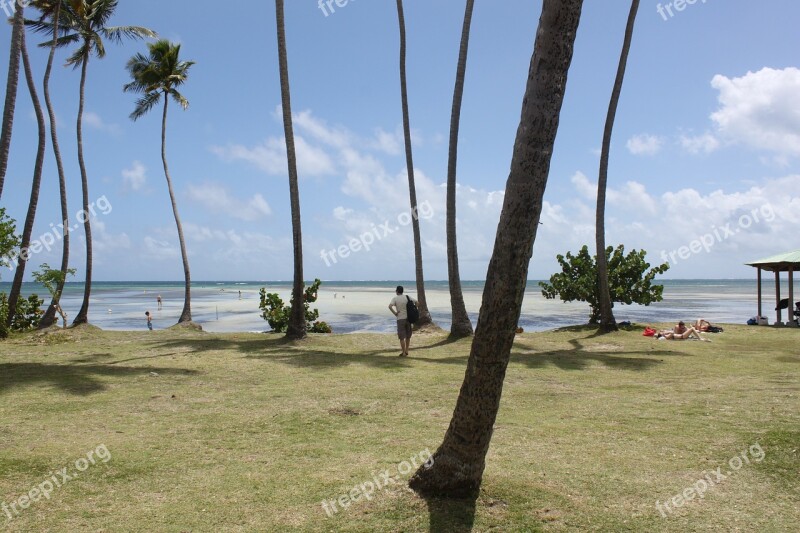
0, 324, 797, 532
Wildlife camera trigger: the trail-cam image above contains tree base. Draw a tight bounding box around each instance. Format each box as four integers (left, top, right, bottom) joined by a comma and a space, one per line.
408, 452, 481, 499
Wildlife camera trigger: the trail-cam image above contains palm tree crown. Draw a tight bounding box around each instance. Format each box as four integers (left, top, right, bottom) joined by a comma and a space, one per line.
124, 39, 194, 120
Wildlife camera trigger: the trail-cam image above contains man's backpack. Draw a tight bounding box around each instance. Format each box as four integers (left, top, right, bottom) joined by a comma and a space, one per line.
406, 296, 419, 324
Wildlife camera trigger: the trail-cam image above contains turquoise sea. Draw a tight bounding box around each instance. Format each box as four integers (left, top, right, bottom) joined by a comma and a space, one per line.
2, 279, 795, 333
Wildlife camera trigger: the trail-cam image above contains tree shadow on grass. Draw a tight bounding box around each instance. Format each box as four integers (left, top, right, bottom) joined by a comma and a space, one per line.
419, 494, 477, 533
147, 335, 472, 370
0, 362, 198, 396
511, 338, 683, 371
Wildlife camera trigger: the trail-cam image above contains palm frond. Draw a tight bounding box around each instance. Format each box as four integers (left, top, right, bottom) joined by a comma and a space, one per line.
102, 25, 156, 44
169, 89, 189, 111
130, 91, 161, 121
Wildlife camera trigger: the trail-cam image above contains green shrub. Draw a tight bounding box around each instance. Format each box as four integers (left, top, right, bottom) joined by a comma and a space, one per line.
259, 279, 332, 333
0, 292, 44, 338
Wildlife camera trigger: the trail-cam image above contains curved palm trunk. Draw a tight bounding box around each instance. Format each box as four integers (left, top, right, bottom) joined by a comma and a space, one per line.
40, 2, 71, 330
596, 0, 640, 333
160, 97, 192, 323
7, 29, 47, 326
73, 53, 93, 326
446, 0, 476, 338
0, 5, 25, 199
408, 0, 584, 497
396, 0, 433, 327
276, 0, 306, 340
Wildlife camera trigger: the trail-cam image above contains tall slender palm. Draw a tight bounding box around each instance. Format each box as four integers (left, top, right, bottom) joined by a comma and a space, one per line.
409, 0, 584, 497
0, 4, 25, 199
32, 0, 72, 329
124, 40, 194, 324
275, 0, 306, 340
596, 0, 640, 333
396, 0, 433, 327
28, 0, 155, 325
7, 23, 47, 326
445, 0, 476, 338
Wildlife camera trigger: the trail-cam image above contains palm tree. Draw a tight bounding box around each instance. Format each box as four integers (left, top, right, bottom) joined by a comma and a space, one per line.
395, 0, 433, 327
124, 40, 195, 324
28, 0, 155, 326
445, 0, 476, 338
596, 0, 640, 333
6, 21, 47, 326
275, 0, 306, 340
408, 0, 584, 497
32, 0, 72, 329
0, 4, 25, 199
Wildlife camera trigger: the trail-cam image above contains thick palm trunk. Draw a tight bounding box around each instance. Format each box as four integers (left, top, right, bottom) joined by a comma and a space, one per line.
276, 0, 306, 340
40, 2, 70, 330
408, 0, 583, 497
161, 98, 192, 323
396, 0, 433, 327
73, 54, 93, 326
0, 5, 25, 199
596, 0, 640, 333
446, 0, 476, 338
7, 30, 47, 326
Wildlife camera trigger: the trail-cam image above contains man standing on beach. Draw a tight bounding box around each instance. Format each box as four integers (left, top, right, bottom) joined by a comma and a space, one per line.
389, 285, 416, 357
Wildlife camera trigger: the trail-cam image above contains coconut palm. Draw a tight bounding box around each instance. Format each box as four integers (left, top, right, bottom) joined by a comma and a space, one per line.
6, 22, 47, 326
596, 0, 640, 333
27, 0, 155, 326
408, 0, 585, 497
275, 0, 306, 340
124, 40, 195, 324
445, 0, 476, 338
31, 0, 72, 329
0, 4, 25, 199
395, 0, 433, 327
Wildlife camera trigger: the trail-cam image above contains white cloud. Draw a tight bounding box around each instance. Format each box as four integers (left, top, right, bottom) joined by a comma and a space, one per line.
211, 135, 335, 177
83, 111, 121, 135
187, 183, 272, 221
122, 161, 147, 191
626, 134, 664, 156
679, 132, 720, 154
710, 67, 800, 156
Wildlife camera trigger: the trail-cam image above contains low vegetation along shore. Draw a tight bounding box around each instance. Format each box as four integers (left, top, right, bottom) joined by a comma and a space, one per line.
0, 325, 797, 532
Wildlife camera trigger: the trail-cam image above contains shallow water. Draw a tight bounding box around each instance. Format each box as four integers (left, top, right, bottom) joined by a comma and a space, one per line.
2, 279, 795, 333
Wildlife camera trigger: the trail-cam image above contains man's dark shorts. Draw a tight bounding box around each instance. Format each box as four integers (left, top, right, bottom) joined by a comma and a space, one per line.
397, 319, 412, 340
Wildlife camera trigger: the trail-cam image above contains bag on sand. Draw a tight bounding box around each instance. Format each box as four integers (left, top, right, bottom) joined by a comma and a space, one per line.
406, 296, 420, 324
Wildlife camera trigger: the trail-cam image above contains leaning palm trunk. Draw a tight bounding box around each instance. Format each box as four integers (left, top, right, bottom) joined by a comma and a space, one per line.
7, 29, 47, 326
72, 53, 93, 326
161, 97, 192, 323
396, 0, 433, 327
408, 0, 584, 497
0, 5, 25, 199
275, 0, 306, 340
445, 0, 476, 338
39, 1, 70, 330
596, 0, 640, 333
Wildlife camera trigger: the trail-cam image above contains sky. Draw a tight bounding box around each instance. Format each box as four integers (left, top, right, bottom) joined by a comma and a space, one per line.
0, 0, 799, 282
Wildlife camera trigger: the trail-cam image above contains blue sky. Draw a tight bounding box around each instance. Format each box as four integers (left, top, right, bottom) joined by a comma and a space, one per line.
1, 0, 799, 282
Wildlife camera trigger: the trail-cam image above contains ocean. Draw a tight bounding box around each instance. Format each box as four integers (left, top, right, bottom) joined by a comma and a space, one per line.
1, 279, 794, 333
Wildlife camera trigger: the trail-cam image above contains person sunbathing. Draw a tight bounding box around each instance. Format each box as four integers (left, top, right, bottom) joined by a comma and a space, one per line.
694, 318, 712, 332
655, 321, 709, 341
